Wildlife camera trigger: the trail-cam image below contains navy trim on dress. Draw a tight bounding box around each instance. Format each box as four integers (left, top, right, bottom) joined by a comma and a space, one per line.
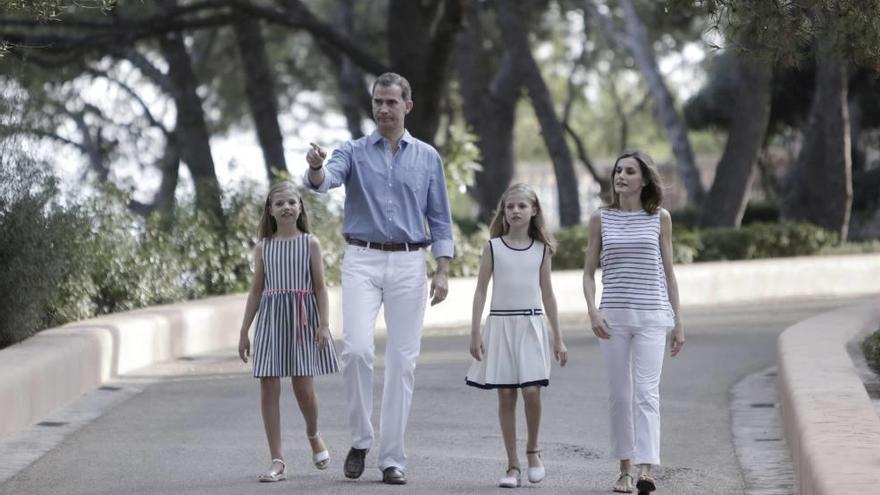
465, 378, 550, 389
489, 308, 544, 316
499, 236, 535, 251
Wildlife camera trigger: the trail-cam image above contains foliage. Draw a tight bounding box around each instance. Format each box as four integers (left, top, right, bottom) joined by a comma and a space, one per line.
0, 1, 116, 21
299, 187, 346, 286
0, 157, 85, 347
439, 124, 482, 199
554, 225, 589, 270
818, 239, 880, 256
444, 223, 490, 278
695, 222, 836, 261
0, 167, 285, 348
673, 0, 880, 67
862, 330, 880, 377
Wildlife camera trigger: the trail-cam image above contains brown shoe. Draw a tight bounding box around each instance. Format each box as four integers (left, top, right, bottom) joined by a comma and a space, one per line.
343, 447, 368, 479
382, 466, 407, 485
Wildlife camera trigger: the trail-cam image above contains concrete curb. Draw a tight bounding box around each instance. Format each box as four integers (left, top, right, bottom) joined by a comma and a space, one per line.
2, 254, 880, 441
778, 299, 880, 495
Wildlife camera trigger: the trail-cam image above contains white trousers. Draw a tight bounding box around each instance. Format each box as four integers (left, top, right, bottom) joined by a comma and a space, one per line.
340, 245, 427, 471
598, 324, 669, 466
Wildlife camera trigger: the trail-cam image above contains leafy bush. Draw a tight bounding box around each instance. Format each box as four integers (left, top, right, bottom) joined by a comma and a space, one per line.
0, 161, 87, 346
554, 225, 589, 270
862, 330, 880, 376
696, 222, 837, 261
671, 227, 701, 264
300, 187, 345, 286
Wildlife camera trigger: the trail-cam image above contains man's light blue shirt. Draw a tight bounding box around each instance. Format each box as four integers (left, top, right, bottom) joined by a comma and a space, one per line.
302, 129, 455, 259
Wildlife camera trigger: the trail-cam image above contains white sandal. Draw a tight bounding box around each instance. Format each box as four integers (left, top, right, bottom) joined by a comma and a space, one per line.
498, 466, 521, 488
258, 458, 286, 482
308, 431, 330, 470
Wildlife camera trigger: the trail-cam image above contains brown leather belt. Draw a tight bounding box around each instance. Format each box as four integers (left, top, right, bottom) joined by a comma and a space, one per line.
347, 238, 427, 252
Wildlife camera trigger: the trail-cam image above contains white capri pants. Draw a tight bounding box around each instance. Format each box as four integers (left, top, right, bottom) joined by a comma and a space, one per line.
598, 323, 670, 466
340, 245, 427, 471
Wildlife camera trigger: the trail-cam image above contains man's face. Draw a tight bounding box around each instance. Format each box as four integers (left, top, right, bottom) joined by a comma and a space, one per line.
372, 84, 412, 137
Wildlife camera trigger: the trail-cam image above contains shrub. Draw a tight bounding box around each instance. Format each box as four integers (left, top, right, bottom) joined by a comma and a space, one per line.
863, 330, 880, 377
671, 227, 701, 264
696, 222, 837, 261
0, 160, 88, 346
554, 225, 589, 270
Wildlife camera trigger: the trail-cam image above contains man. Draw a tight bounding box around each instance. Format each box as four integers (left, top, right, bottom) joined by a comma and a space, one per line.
304, 72, 454, 485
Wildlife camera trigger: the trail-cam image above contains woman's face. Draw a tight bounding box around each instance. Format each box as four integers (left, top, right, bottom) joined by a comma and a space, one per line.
503, 192, 537, 229
613, 157, 645, 196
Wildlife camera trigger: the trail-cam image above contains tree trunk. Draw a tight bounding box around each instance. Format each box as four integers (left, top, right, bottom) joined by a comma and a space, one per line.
585, 0, 704, 204
387, 0, 462, 144
130, 136, 180, 221
455, 1, 519, 222
335, 0, 366, 139
700, 55, 772, 227
782, 39, 852, 240
497, 0, 580, 226
233, 18, 288, 181
158, 28, 223, 222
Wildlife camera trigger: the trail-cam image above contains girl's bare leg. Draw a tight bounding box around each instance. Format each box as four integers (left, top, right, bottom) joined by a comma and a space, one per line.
260, 377, 283, 468
521, 386, 543, 469
498, 388, 519, 474
292, 376, 325, 454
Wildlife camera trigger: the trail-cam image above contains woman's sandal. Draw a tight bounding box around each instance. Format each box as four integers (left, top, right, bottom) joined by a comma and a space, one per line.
635, 474, 656, 494
498, 465, 521, 488
258, 458, 287, 482
526, 449, 545, 483
308, 431, 330, 470
613, 472, 634, 493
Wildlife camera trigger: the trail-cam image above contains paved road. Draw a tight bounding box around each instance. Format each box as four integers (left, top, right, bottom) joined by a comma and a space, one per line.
2, 296, 871, 495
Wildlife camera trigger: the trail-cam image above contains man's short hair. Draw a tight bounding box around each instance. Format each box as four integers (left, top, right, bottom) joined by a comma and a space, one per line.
372, 72, 412, 102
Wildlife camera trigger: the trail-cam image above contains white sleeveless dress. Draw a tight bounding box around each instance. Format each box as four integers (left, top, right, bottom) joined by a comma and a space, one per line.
465, 237, 552, 389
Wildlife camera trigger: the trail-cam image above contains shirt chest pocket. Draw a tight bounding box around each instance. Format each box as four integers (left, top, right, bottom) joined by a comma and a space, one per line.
401, 163, 428, 194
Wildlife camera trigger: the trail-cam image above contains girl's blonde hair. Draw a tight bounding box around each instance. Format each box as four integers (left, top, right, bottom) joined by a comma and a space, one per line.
258, 181, 310, 238
489, 183, 557, 254
609, 150, 664, 214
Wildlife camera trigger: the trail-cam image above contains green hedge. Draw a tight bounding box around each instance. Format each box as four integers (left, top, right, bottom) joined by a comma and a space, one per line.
0, 169, 270, 348
695, 222, 837, 261
548, 221, 837, 271
863, 330, 880, 376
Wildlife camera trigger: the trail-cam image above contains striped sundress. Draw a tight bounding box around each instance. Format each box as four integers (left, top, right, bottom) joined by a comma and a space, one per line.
598, 208, 675, 327
252, 234, 339, 377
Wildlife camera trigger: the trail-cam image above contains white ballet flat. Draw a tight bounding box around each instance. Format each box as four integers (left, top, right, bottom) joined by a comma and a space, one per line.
258, 458, 286, 482
498, 466, 521, 488
309, 431, 330, 470
527, 465, 545, 483
527, 449, 545, 483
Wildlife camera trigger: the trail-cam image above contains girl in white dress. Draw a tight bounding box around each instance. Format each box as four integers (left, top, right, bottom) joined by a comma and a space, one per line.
466, 183, 568, 488
583, 151, 685, 495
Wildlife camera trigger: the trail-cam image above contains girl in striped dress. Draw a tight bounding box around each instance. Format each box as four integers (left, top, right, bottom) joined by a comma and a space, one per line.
238, 181, 339, 483
582, 151, 685, 495
466, 183, 568, 488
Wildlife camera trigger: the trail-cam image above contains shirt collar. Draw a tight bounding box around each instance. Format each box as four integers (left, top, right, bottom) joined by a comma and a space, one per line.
369, 129, 413, 147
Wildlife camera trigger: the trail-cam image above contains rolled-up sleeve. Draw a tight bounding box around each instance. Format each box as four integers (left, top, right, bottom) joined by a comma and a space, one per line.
301, 145, 351, 193
426, 152, 455, 259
